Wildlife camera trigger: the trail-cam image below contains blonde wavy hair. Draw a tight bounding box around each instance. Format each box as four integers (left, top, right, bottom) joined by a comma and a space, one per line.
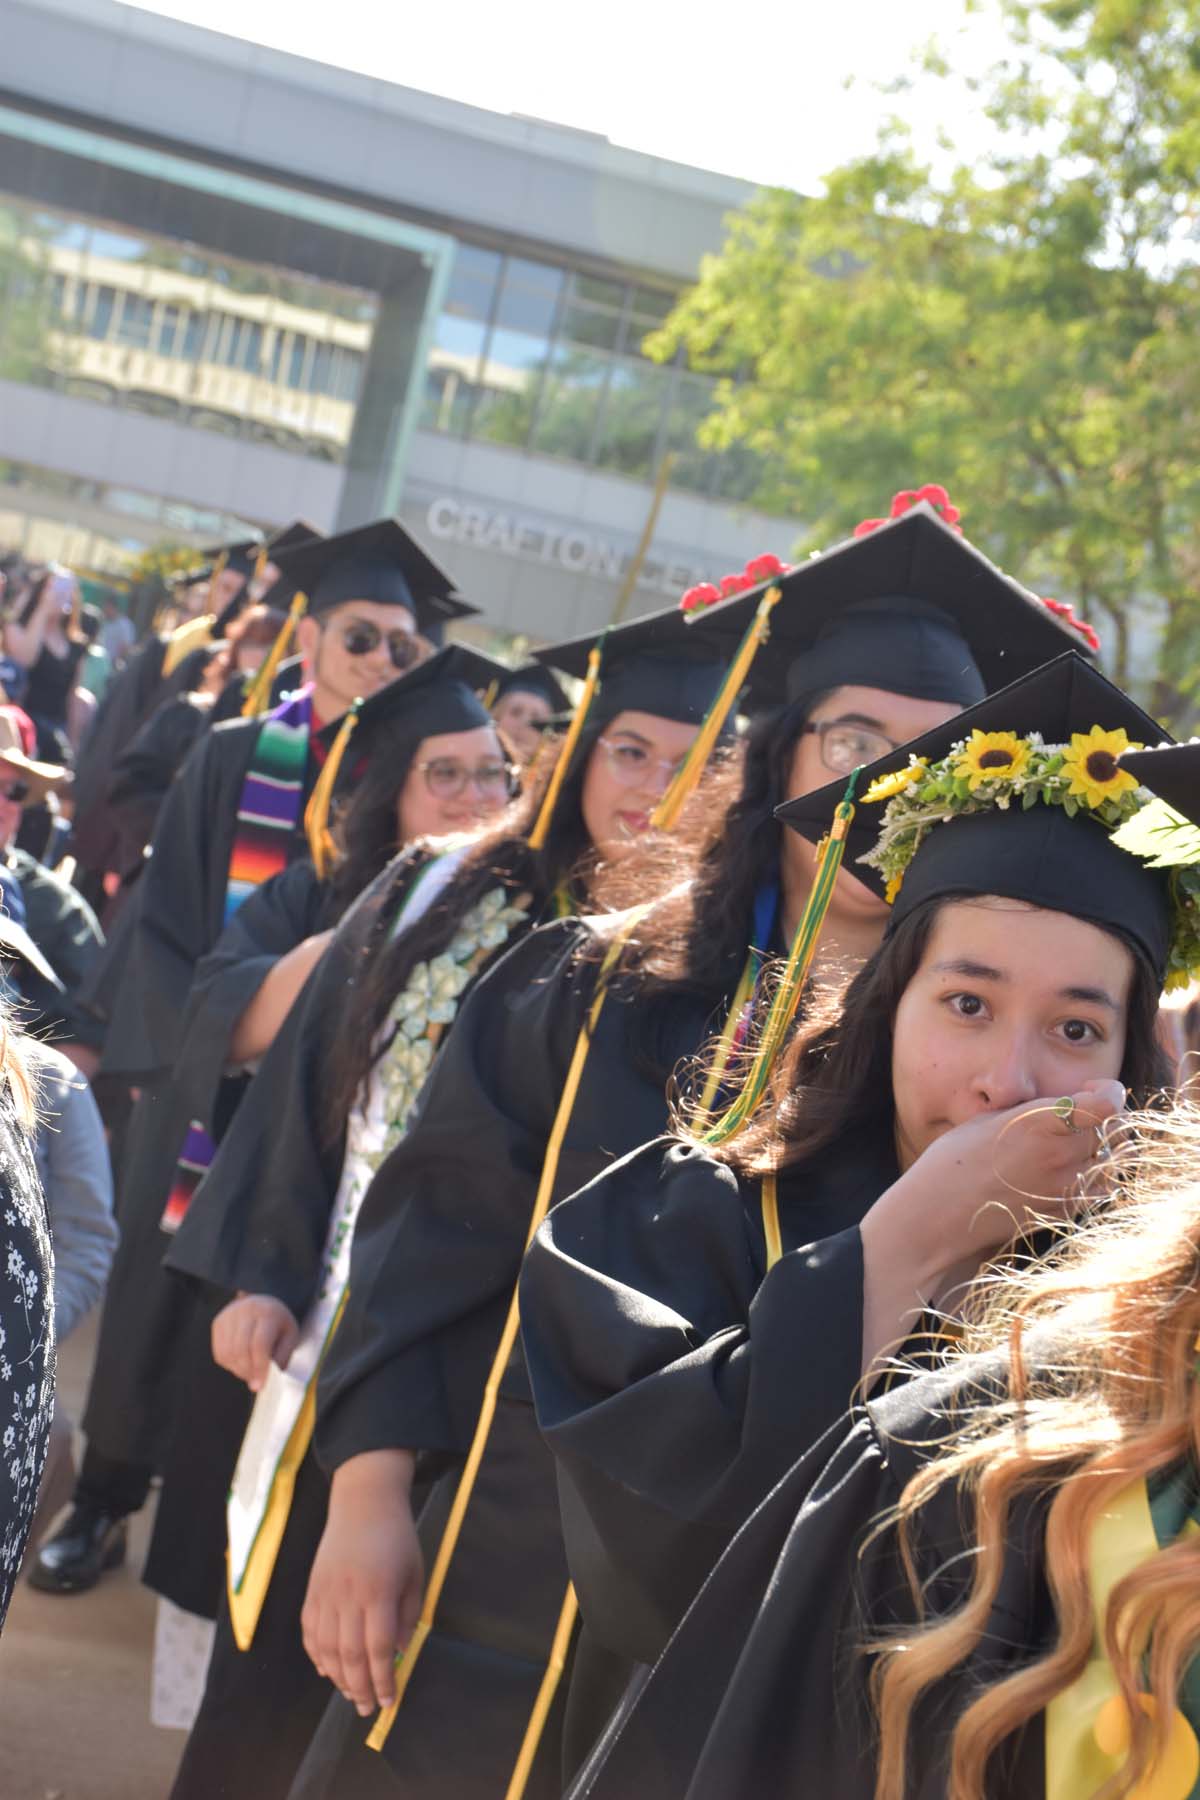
872, 1098, 1200, 1800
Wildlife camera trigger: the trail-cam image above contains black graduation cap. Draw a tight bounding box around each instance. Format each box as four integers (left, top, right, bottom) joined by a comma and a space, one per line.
493, 664, 571, 715
253, 522, 325, 622
201, 536, 263, 580
534, 600, 732, 729
273, 519, 478, 637
777, 652, 1175, 979
331, 644, 512, 754
681, 503, 1096, 713
1119, 743, 1200, 821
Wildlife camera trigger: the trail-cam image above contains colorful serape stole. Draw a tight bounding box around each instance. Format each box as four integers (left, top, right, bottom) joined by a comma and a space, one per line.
160, 687, 314, 1233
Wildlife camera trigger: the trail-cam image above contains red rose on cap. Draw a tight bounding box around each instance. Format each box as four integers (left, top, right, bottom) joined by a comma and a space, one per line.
854, 483, 963, 537
1041, 597, 1101, 655
680, 582, 721, 614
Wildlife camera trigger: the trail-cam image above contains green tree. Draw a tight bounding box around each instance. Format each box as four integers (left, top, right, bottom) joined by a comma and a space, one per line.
648, 0, 1200, 716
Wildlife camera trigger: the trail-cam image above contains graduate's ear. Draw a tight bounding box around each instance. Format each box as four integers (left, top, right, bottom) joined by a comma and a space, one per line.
295, 612, 322, 668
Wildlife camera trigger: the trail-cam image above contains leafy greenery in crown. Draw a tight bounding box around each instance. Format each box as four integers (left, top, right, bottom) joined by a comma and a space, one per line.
859, 726, 1200, 992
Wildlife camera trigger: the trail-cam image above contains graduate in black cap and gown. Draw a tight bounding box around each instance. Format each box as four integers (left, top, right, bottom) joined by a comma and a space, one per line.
246, 499, 1090, 1800
518, 653, 1184, 1800
489, 663, 571, 764
31, 519, 476, 1598
161, 595, 740, 1800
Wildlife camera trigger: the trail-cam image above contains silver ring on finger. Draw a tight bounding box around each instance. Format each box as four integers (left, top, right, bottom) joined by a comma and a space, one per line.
1053, 1095, 1081, 1133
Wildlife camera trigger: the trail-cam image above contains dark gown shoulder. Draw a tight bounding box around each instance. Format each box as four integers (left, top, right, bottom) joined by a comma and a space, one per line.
569, 1349, 1052, 1800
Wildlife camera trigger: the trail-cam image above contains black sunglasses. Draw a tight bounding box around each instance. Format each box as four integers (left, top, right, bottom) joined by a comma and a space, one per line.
0, 781, 30, 804
333, 620, 420, 673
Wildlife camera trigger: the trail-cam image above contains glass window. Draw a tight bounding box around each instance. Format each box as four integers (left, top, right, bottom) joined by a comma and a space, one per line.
592, 357, 669, 480
156, 305, 182, 357
492, 257, 562, 338
182, 310, 208, 361
571, 273, 625, 310
309, 341, 334, 394
665, 371, 722, 496
630, 284, 677, 325
445, 245, 501, 324
266, 329, 286, 383
88, 285, 116, 340
559, 296, 623, 352
471, 323, 551, 448
288, 335, 309, 389
530, 345, 610, 462
114, 293, 154, 349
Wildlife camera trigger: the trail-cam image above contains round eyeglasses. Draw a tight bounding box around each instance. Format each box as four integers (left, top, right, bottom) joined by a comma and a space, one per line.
595, 736, 686, 790
417, 757, 515, 800
801, 717, 901, 777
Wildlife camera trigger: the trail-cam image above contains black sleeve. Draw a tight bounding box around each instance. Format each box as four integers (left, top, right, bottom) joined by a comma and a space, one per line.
518, 1138, 868, 1664
312, 918, 607, 1472
172, 857, 328, 1136
163, 858, 417, 1309
106, 696, 209, 866
16, 866, 106, 1048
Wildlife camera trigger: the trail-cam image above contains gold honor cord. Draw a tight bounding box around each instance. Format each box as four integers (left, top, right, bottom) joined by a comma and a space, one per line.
365, 914, 646, 1756
161, 612, 217, 679
702, 775, 861, 1147
760, 1173, 782, 1271
527, 646, 603, 852
242, 589, 308, 718
304, 703, 360, 880
651, 584, 782, 834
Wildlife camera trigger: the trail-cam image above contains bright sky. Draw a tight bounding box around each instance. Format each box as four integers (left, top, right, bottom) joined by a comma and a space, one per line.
125, 0, 1016, 190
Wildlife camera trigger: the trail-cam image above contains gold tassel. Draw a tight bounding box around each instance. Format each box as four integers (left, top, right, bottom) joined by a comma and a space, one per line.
480, 677, 500, 710
252, 541, 270, 587
527, 647, 602, 851
304, 703, 359, 880
503, 1585, 579, 1800
651, 584, 782, 832
241, 590, 308, 718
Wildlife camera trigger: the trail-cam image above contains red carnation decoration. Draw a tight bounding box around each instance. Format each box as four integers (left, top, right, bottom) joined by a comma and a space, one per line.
680, 582, 721, 615
854, 483, 963, 537
1041, 597, 1101, 655
719, 572, 754, 598
743, 552, 789, 583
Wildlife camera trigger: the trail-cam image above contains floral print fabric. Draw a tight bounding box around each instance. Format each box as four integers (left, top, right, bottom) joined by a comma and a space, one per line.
0, 1080, 55, 1631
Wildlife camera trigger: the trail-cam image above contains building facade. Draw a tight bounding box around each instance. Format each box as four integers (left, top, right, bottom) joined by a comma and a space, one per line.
0, 0, 802, 643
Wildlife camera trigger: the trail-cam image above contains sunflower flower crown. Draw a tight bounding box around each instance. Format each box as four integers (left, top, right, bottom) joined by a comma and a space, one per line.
859, 726, 1200, 991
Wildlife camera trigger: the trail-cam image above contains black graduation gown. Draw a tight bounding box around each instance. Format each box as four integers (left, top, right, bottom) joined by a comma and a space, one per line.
564, 1354, 1051, 1799
283, 925, 736, 1800
518, 1131, 900, 1677
80, 721, 322, 1474
106, 691, 214, 881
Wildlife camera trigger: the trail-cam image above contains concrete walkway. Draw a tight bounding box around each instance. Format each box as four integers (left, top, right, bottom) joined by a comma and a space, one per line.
0, 1313, 185, 1799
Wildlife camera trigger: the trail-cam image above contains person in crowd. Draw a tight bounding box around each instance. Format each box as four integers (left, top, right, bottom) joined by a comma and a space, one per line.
68, 524, 313, 909
0, 1002, 54, 1638
180, 498, 1086, 1800
30, 517, 475, 1599
2, 564, 90, 766
516, 656, 1189, 1800
105, 604, 290, 886
489, 663, 570, 764
25, 1040, 117, 1549
136, 646, 517, 1738
96, 593, 136, 667
0, 708, 105, 1074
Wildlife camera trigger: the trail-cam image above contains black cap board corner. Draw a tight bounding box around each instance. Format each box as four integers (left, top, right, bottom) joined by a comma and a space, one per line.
533, 598, 733, 728
273, 519, 478, 634
681, 501, 1099, 713
323, 644, 513, 754
493, 663, 571, 715
777, 650, 1174, 978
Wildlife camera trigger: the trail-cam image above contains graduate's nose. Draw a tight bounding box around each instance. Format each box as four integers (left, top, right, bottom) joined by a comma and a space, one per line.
970, 1029, 1039, 1112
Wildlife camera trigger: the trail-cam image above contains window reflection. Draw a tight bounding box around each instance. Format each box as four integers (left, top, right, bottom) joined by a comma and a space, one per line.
0, 190, 381, 465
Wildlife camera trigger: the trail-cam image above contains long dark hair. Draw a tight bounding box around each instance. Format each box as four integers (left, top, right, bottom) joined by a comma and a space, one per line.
323, 730, 599, 1138
708, 894, 1172, 1180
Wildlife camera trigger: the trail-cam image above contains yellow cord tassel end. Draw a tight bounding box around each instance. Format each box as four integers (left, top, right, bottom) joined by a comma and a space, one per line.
527, 646, 602, 851
651, 584, 782, 833
242, 590, 308, 718
304, 704, 359, 880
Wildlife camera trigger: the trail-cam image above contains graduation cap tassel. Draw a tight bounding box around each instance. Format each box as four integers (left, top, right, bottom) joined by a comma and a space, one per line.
252, 541, 270, 586
526, 645, 603, 851
650, 584, 782, 832
303, 702, 360, 880
241, 590, 308, 719
701, 770, 862, 1147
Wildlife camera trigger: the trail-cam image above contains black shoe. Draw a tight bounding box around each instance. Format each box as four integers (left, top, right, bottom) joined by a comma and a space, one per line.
27, 1504, 128, 1594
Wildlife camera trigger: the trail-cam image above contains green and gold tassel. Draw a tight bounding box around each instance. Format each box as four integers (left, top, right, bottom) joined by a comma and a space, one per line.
702, 770, 862, 1146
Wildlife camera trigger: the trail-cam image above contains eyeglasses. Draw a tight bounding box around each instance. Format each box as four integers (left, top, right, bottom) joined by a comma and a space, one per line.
595, 736, 686, 790
0, 781, 30, 805
331, 619, 421, 672
801, 718, 901, 777
418, 758, 515, 800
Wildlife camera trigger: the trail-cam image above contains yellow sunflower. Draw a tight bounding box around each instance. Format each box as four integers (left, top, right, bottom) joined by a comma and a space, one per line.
953, 730, 1031, 792
862, 759, 928, 805
1061, 726, 1141, 809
